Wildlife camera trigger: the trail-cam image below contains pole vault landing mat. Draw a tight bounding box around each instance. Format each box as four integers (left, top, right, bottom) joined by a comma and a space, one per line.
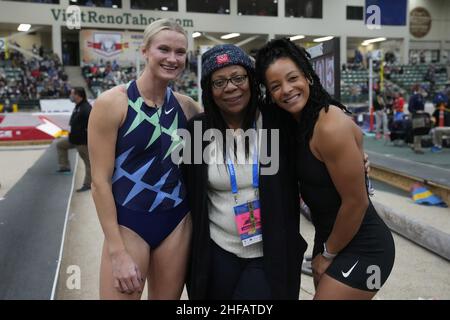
0, 113, 70, 142
0, 142, 76, 299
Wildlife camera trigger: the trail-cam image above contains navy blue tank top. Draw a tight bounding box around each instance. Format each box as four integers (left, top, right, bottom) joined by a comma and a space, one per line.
112, 80, 187, 213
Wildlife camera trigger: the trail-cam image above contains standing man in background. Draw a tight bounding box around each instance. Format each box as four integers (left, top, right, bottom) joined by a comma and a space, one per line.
373, 89, 389, 140
408, 84, 426, 154
56, 87, 92, 192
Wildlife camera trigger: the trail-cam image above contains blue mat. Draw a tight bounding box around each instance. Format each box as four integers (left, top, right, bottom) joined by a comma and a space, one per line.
0, 142, 76, 299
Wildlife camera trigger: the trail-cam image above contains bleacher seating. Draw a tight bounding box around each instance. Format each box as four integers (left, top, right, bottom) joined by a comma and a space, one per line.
340, 63, 449, 105
82, 60, 199, 101
0, 49, 71, 110
390, 64, 448, 97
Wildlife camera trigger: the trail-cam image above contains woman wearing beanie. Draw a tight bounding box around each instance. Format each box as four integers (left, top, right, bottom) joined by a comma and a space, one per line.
183, 44, 308, 299
255, 38, 395, 299
88, 19, 202, 299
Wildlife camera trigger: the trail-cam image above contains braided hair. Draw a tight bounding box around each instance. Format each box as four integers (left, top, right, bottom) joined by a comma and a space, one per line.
255, 38, 348, 145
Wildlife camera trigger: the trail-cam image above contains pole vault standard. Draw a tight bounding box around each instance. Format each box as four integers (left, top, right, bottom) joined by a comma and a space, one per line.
369, 56, 373, 132
368, 49, 382, 132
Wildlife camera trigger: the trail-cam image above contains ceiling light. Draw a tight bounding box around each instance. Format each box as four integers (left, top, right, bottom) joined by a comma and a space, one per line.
313, 36, 334, 43
289, 35, 305, 41
18, 24, 31, 32
192, 32, 201, 38
220, 33, 240, 40
362, 37, 386, 46
161, 6, 168, 11
112, 4, 118, 8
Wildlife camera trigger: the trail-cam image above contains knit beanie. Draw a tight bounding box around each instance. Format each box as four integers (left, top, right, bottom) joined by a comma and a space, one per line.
201, 44, 254, 90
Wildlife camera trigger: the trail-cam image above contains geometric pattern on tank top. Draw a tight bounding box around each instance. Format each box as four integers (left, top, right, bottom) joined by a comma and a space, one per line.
112, 146, 183, 212
124, 88, 183, 159
111, 81, 185, 212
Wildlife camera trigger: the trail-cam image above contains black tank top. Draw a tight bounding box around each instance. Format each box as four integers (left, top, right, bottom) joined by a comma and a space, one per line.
296, 137, 385, 253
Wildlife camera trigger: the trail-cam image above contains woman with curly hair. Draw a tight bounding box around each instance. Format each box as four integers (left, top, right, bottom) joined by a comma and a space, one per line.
256, 38, 395, 300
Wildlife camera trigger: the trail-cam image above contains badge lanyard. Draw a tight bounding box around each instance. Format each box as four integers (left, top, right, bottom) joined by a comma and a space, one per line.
226, 143, 259, 203
225, 126, 262, 247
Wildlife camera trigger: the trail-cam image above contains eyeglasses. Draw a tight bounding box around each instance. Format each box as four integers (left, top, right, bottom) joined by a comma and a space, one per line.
211, 75, 248, 89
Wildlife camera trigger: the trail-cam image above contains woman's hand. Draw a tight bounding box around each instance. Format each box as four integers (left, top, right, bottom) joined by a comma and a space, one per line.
311, 254, 333, 289
110, 250, 143, 295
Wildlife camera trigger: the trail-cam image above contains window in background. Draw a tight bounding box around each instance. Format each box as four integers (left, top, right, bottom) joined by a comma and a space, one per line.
130, 0, 177, 11
4, 0, 60, 3
285, 0, 322, 18
238, 0, 278, 17
71, 0, 122, 9
347, 6, 363, 20
186, 0, 230, 14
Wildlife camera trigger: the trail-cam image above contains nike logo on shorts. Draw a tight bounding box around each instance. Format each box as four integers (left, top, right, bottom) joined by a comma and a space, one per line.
165, 107, 174, 115
341, 260, 359, 278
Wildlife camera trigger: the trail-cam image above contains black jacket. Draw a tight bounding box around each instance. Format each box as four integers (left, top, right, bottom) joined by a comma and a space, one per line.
182, 104, 308, 300
408, 93, 425, 114
69, 100, 92, 145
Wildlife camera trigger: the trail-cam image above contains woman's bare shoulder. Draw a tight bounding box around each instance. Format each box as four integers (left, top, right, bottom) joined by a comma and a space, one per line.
173, 92, 203, 120
95, 85, 128, 107
91, 85, 128, 126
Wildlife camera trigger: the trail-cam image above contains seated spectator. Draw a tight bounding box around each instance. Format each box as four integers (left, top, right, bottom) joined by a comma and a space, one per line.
430, 93, 450, 153
393, 92, 405, 121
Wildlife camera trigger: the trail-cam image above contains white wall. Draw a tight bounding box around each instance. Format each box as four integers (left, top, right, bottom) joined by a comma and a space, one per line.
3, 0, 449, 64
0, 31, 44, 51
0, 0, 409, 39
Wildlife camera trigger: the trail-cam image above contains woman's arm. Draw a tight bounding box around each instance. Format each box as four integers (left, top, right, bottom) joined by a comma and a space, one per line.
88, 86, 142, 293
311, 106, 369, 284
89, 87, 126, 254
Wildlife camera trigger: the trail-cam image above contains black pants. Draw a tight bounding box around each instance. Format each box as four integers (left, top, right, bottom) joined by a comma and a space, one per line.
207, 240, 271, 300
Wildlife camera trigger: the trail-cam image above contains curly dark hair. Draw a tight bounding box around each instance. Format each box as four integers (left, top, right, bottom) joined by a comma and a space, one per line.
255, 38, 348, 145
201, 65, 261, 159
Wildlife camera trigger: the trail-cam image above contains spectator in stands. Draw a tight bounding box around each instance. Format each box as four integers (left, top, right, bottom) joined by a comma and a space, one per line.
56, 87, 92, 192
350, 83, 360, 103
430, 92, 450, 153
393, 92, 405, 121
373, 90, 389, 140
419, 51, 426, 63
112, 60, 119, 72
32, 44, 38, 55
425, 65, 436, 95
408, 84, 426, 153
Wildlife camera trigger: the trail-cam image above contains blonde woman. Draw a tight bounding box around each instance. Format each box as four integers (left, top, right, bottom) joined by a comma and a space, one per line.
88, 19, 201, 299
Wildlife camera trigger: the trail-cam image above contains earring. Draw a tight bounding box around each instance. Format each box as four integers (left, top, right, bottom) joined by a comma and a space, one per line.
307, 78, 314, 86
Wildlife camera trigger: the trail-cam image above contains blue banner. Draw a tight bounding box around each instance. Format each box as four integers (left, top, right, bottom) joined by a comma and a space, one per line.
365, 0, 407, 26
